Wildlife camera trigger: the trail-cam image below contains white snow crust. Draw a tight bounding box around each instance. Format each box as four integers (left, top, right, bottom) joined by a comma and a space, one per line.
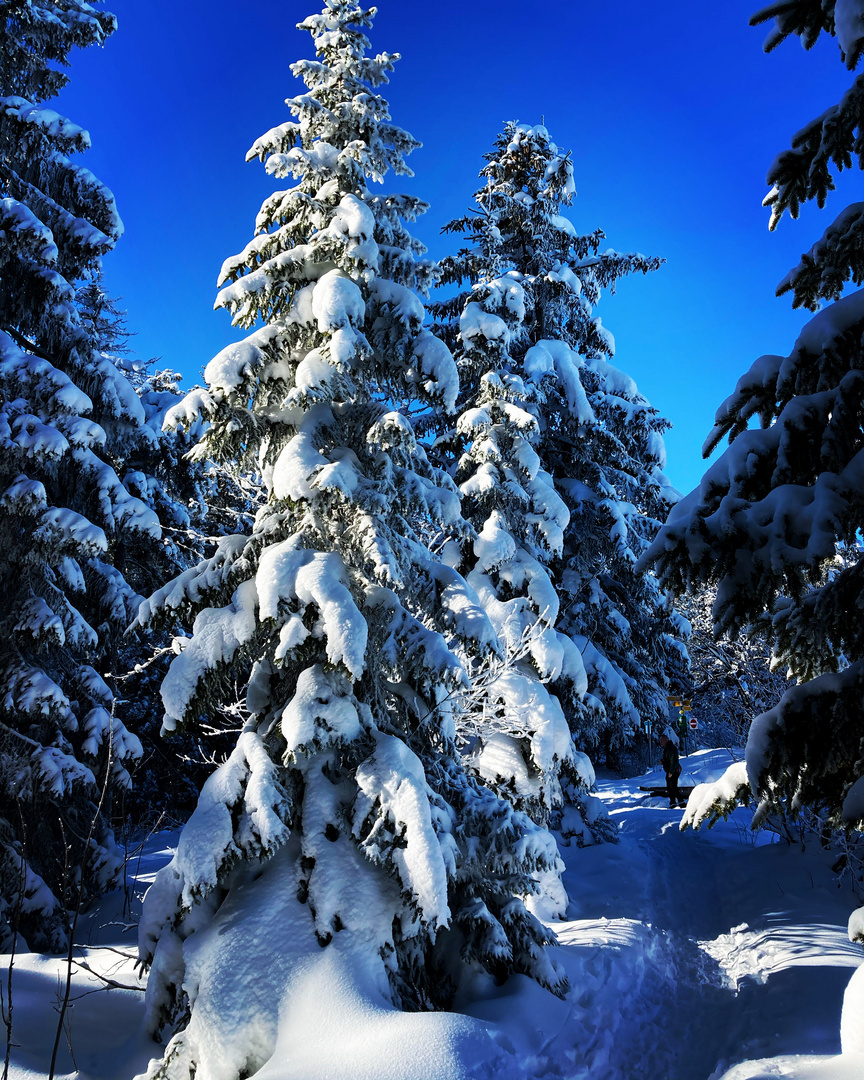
6, 748, 864, 1080
256, 541, 366, 678
523, 338, 595, 424
160, 578, 260, 730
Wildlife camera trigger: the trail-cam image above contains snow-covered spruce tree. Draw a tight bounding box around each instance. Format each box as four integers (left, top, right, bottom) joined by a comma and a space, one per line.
75, 277, 260, 596
134, 6, 567, 1074
429, 242, 610, 851
643, 2, 864, 831
0, 1, 156, 950
434, 122, 687, 768
72, 275, 183, 598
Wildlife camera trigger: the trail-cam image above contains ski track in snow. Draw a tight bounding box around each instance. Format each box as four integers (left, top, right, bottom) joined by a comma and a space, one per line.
1, 750, 862, 1080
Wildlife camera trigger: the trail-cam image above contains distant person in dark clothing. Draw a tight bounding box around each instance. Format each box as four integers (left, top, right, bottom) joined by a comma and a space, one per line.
659, 732, 685, 808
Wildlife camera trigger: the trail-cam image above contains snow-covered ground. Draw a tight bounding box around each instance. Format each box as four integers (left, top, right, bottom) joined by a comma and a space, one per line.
4, 748, 862, 1080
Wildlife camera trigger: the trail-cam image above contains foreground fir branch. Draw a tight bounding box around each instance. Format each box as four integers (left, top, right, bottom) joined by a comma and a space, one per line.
646, 1, 864, 834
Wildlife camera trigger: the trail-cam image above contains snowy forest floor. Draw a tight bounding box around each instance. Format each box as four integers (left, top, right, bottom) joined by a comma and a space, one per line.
3, 748, 863, 1080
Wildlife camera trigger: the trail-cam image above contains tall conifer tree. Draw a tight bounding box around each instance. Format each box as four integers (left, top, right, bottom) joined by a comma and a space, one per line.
0, 1, 155, 950
136, 7, 568, 1075
435, 123, 686, 765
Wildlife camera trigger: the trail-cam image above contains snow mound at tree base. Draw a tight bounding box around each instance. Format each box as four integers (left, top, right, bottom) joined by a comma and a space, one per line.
246, 950, 499, 1080
137, 842, 504, 1080
719, 1054, 864, 1079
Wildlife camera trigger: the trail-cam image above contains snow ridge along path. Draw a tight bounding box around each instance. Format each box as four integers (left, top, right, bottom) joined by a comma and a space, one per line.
1, 749, 862, 1079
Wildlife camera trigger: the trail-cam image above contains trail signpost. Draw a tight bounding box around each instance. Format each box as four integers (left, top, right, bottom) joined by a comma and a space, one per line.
667, 695, 695, 753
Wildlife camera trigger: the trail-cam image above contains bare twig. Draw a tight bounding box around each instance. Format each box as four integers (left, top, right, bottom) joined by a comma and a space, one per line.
455, 608, 553, 744
53, 974, 77, 1073
69, 957, 145, 993
0, 723, 40, 750
97, 922, 138, 936
386, 607, 553, 746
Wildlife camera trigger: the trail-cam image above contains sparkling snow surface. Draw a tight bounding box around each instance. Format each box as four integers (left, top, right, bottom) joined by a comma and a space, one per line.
3, 749, 862, 1080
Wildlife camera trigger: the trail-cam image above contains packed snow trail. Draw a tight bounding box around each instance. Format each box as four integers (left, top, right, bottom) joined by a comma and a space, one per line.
1, 750, 862, 1080
544, 751, 862, 1079
458, 748, 863, 1079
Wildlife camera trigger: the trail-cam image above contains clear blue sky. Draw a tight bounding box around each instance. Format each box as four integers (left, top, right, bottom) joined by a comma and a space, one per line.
56, 0, 854, 496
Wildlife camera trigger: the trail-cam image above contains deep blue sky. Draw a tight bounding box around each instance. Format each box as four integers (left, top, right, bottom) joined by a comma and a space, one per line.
56, 1, 854, 495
